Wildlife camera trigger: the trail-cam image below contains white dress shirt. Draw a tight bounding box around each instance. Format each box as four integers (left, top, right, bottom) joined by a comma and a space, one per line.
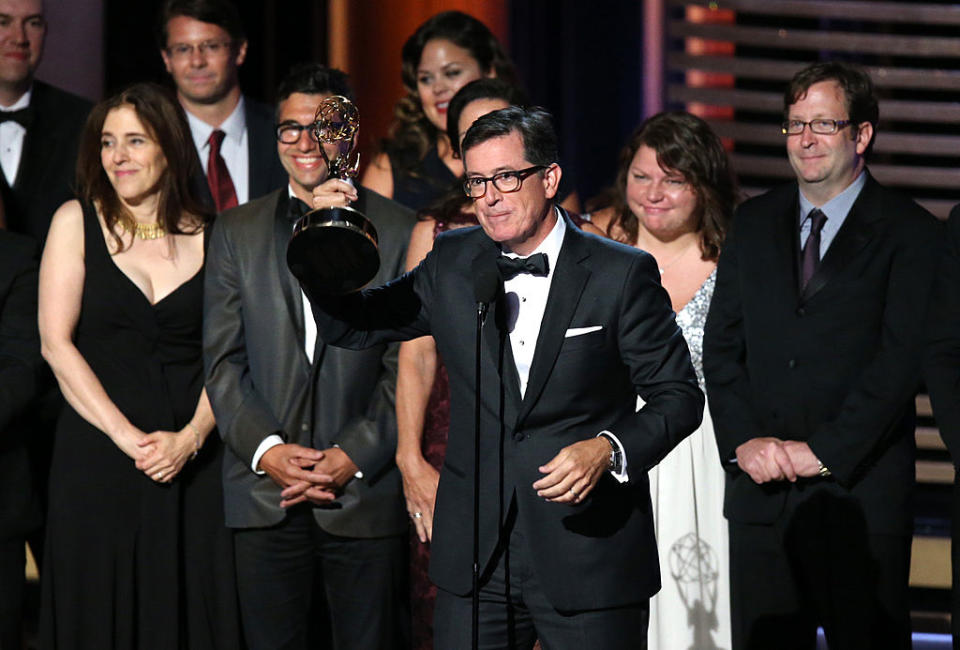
251, 187, 363, 480
502, 209, 628, 482
0, 89, 31, 187
186, 96, 249, 204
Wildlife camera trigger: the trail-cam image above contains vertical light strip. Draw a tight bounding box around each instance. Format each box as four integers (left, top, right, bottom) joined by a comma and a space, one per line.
328, 0, 350, 72
643, 0, 665, 117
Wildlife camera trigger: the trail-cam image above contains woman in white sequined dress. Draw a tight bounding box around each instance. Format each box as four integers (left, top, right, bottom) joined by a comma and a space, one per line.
592, 111, 736, 650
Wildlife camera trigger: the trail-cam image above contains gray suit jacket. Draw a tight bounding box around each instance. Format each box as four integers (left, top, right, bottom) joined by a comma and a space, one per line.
203, 187, 415, 537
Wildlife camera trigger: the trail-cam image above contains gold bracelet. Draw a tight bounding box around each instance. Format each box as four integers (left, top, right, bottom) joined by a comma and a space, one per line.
187, 422, 201, 460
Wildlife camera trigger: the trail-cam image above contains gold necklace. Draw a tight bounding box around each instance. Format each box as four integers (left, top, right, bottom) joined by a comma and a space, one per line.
122, 220, 166, 240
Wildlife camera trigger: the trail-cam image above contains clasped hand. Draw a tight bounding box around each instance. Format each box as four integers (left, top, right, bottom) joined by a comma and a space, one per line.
130, 428, 195, 484
260, 443, 359, 508
735, 437, 822, 484
532, 437, 611, 505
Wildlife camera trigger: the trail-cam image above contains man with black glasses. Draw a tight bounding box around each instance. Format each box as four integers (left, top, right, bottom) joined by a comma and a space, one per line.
157, 0, 284, 211
203, 63, 413, 650
704, 61, 941, 649
306, 105, 703, 648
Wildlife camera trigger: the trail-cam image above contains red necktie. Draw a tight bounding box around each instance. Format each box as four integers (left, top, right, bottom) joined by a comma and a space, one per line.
207, 129, 238, 212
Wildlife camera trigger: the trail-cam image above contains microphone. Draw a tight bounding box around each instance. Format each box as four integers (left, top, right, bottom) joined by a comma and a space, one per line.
473, 263, 500, 322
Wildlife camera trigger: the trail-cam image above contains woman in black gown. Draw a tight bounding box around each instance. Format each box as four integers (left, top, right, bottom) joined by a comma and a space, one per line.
37, 83, 241, 649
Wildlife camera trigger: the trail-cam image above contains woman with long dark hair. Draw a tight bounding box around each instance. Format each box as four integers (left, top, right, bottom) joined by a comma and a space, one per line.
38, 83, 241, 649
362, 10, 517, 212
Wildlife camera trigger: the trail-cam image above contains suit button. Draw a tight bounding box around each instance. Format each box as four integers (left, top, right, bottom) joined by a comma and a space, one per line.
301, 423, 309, 431
796, 307, 805, 317
788, 359, 796, 369
513, 431, 524, 441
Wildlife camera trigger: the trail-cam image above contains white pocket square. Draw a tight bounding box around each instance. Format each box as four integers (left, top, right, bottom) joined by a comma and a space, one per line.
564, 325, 603, 338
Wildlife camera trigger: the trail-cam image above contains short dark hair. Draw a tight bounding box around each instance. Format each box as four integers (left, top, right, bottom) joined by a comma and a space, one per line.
461, 106, 558, 168
157, 0, 246, 49
446, 79, 529, 157
784, 61, 878, 155
607, 111, 736, 262
276, 64, 354, 116
77, 83, 209, 251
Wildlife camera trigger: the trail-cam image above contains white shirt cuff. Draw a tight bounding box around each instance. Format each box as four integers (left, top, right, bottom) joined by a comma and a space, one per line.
332, 443, 364, 480
251, 434, 284, 474
598, 430, 629, 483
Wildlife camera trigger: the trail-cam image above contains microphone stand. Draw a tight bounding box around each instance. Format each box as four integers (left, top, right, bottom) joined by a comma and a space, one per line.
472, 298, 487, 650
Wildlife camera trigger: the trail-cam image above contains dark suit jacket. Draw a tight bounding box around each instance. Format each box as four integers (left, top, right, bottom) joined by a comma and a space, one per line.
203, 187, 415, 538
310, 210, 703, 611
922, 204, 960, 645
2, 80, 91, 245
190, 97, 287, 210
0, 231, 43, 540
925, 205, 960, 465
703, 174, 942, 536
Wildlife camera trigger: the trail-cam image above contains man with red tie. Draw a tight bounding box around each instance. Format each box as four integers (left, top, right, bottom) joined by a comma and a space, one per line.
158, 0, 285, 212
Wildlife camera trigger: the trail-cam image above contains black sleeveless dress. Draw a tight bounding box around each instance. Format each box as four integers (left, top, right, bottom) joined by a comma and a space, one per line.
390, 146, 458, 214
40, 204, 241, 649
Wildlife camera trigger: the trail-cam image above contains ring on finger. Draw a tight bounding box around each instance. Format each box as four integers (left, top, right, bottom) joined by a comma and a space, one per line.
412, 511, 423, 519
156, 471, 164, 480
569, 487, 578, 497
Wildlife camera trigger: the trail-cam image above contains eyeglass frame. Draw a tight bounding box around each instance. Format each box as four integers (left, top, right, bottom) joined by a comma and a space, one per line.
276, 121, 321, 145
165, 40, 234, 60
781, 118, 855, 136
462, 165, 549, 199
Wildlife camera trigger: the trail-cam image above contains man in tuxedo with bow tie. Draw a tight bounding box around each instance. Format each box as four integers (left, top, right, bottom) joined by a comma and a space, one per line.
203, 64, 414, 649
0, 0, 90, 603
0, 0, 91, 244
703, 61, 942, 649
308, 106, 703, 648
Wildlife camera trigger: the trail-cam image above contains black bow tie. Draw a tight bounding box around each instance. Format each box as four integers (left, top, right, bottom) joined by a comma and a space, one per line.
287, 197, 310, 224
496, 253, 549, 281
0, 107, 32, 128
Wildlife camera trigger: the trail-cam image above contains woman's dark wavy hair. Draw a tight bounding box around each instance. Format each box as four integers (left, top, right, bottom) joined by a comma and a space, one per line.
382, 11, 518, 181
445, 78, 528, 158
608, 111, 736, 262
418, 79, 529, 225
76, 82, 210, 251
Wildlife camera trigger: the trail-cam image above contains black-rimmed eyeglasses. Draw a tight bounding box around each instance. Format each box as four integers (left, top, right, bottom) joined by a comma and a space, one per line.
462, 165, 547, 199
276, 122, 320, 144
781, 119, 853, 135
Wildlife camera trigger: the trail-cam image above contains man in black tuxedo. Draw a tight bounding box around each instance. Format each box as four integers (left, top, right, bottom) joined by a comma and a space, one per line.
203, 64, 414, 650
703, 61, 941, 649
0, 0, 90, 581
158, 0, 285, 212
308, 106, 703, 648
0, 0, 91, 245
923, 205, 960, 649
0, 231, 43, 649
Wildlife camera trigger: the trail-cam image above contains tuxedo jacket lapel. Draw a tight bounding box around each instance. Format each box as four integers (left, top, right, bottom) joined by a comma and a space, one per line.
473, 243, 523, 424
800, 176, 880, 304
518, 213, 590, 426
15, 86, 57, 192
272, 195, 314, 367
